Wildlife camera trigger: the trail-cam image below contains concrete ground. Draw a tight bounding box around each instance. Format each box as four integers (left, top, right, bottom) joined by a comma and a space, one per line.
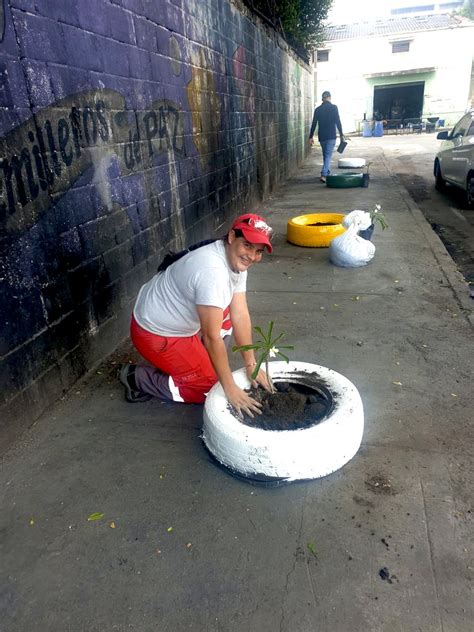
377, 132, 474, 287
1, 136, 473, 632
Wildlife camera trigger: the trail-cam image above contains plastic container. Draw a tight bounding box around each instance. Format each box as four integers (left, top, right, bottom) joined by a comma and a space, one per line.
373, 121, 383, 137
362, 120, 372, 137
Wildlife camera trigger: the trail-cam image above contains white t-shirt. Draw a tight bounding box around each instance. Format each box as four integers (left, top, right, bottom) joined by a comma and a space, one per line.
133, 240, 247, 336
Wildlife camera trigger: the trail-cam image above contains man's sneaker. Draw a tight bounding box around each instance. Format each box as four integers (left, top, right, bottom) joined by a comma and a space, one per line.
119, 364, 152, 403
320, 176, 326, 183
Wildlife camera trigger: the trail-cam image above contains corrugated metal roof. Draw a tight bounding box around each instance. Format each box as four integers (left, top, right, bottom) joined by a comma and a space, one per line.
323, 14, 465, 41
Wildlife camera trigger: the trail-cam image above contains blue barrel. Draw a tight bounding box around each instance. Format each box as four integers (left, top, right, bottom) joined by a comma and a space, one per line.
362, 120, 372, 137
373, 121, 383, 137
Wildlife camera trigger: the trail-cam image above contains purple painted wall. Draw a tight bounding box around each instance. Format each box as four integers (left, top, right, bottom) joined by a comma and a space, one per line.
0, 0, 313, 441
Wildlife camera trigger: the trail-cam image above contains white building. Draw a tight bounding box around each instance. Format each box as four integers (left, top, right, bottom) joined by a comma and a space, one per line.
328, 1, 466, 22
315, 13, 474, 133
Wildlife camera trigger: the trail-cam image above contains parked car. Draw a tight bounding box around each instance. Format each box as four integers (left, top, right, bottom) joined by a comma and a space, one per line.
434, 110, 474, 208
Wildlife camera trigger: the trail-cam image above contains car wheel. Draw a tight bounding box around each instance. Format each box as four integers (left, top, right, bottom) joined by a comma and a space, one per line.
435, 161, 446, 192
202, 361, 364, 483
466, 173, 474, 209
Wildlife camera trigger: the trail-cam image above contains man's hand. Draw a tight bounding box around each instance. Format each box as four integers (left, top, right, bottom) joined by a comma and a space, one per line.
309, 137, 314, 146
224, 383, 262, 418
246, 364, 272, 392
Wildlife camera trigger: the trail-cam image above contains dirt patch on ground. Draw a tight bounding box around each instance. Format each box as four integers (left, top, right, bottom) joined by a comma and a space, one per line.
365, 474, 396, 495
397, 172, 430, 203
352, 494, 375, 508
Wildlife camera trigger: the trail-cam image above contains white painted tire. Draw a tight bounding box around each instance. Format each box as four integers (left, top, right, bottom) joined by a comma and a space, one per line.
338, 158, 366, 168
202, 361, 364, 483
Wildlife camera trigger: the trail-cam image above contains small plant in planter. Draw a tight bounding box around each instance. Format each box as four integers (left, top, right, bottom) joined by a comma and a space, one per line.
232, 323, 334, 431
370, 204, 388, 230
359, 204, 388, 241
232, 321, 293, 394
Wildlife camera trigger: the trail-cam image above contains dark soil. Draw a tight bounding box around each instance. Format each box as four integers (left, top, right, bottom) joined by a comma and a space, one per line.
238, 379, 334, 431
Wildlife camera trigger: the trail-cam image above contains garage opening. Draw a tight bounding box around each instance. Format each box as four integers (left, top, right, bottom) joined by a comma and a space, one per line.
373, 82, 424, 124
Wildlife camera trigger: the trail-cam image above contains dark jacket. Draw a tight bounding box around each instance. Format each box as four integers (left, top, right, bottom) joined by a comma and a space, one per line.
309, 101, 343, 142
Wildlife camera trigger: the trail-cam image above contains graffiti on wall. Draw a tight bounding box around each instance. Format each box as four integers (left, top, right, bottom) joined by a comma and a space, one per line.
0, 89, 185, 238
232, 44, 256, 127
186, 48, 221, 164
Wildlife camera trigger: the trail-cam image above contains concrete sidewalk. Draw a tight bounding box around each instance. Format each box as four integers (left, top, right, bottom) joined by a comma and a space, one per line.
1, 137, 473, 632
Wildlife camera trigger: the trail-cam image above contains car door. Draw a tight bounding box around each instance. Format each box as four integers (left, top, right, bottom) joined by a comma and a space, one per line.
437, 120, 461, 181
447, 114, 472, 185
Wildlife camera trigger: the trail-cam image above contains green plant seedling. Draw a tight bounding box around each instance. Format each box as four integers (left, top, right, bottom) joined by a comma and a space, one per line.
370, 203, 388, 230
232, 321, 294, 393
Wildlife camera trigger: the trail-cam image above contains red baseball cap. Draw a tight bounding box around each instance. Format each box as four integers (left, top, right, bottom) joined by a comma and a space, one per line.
231, 213, 273, 253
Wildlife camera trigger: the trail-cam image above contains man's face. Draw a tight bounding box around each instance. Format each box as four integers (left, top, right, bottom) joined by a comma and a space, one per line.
226, 230, 265, 272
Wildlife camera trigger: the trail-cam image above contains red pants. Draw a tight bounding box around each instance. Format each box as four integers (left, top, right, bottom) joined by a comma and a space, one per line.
130, 313, 231, 404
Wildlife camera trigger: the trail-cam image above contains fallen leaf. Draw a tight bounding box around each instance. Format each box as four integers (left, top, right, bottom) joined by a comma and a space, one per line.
167, 527, 173, 533
319, 306, 325, 311
451, 393, 457, 398
352, 296, 360, 301
87, 512, 105, 522
392, 381, 403, 386
109, 521, 116, 529
186, 542, 192, 548
307, 542, 317, 556
333, 304, 339, 307
29, 518, 35, 526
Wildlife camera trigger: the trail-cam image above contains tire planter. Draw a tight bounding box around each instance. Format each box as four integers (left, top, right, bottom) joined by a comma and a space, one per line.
202, 361, 364, 484
326, 173, 365, 188
287, 213, 346, 247
338, 158, 366, 169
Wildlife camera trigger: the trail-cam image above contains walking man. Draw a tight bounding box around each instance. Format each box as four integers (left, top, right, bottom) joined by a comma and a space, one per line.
309, 91, 344, 183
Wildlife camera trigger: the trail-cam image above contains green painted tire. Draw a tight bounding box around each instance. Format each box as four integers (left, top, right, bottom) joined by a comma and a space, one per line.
326, 173, 364, 188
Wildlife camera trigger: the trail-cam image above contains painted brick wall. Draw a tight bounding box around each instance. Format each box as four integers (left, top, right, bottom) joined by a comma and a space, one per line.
0, 0, 313, 441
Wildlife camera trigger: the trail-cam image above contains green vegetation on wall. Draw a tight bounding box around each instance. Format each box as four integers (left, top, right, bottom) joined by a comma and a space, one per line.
244, 0, 333, 59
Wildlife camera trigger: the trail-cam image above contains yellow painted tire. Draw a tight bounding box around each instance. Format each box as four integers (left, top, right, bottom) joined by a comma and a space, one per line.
287, 213, 346, 247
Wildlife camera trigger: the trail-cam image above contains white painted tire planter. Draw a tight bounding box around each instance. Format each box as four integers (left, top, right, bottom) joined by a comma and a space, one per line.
338, 157, 366, 169
202, 361, 364, 484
